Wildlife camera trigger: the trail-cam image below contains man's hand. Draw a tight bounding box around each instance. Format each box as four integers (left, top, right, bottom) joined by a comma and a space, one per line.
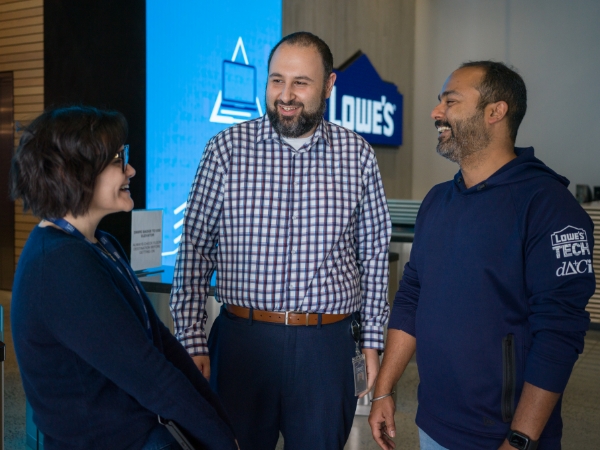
192, 355, 211, 381
359, 348, 380, 398
367, 329, 416, 450
368, 395, 396, 449
498, 439, 513, 450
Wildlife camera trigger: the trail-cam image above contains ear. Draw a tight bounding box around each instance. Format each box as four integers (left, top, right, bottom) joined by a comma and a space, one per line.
324, 72, 337, 99
487, 101, 508, 125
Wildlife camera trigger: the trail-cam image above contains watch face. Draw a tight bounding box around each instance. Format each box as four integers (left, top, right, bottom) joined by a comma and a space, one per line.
509, 433, 528, 448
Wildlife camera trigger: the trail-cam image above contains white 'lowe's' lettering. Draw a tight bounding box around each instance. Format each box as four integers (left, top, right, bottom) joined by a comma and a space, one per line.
551, 226, 590, 259
329, 86, 395, 137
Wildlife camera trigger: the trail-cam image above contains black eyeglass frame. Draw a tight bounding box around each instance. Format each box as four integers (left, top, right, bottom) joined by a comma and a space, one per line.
114, 144, 130, 172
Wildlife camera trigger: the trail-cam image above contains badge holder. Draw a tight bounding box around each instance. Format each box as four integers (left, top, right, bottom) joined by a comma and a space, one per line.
351, 320, 368, 396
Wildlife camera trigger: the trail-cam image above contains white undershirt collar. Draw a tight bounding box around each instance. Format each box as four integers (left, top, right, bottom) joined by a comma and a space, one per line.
282, 135, 313, 151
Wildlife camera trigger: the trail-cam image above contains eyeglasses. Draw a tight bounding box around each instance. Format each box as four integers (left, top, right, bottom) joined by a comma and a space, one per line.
114, 144, 129, 172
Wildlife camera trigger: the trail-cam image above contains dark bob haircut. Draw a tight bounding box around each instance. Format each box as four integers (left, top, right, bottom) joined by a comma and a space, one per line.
460, 60, 527, 142
10, 105, 128, 219
268, 31, 334, 82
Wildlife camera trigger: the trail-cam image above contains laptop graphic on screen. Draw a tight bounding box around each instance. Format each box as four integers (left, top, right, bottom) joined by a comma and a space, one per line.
222, 61, 257, 111
210, 37, 264, 125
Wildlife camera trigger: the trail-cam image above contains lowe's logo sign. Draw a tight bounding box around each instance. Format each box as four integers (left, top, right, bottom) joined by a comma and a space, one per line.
327, 52, 403, 146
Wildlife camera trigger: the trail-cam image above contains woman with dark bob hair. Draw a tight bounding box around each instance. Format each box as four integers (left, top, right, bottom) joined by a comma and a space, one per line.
10, 106, 238, 450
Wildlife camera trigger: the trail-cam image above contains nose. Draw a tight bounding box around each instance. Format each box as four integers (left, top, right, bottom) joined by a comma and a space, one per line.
126, 163, 136, 178
431, 102, 444, 120
279, 82, 294, 103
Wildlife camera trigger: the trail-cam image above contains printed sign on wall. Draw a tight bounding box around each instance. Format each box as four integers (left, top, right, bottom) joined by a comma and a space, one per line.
327, 52, 403, 146
130, 210, 163, 271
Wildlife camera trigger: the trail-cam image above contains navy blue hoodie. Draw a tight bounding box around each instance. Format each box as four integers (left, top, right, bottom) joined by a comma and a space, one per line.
389, 147, 595, 449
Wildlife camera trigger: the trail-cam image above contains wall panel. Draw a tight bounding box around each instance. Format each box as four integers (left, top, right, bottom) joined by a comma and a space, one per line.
283, 0, 416, 199
0, 7, 42, 21
412, 0, 600, 200
0, 0, 44, 268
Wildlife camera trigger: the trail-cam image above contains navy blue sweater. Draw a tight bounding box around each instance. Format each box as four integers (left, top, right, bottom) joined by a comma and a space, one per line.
389, 148, 595, 449
12, 226, 237, 450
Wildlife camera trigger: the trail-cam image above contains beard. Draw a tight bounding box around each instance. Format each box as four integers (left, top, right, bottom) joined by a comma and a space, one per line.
436, 108, 491, 163
266, 88, 327, 138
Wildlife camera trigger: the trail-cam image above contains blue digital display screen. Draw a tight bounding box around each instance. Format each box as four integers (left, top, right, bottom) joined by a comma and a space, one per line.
146, 0, 281, 266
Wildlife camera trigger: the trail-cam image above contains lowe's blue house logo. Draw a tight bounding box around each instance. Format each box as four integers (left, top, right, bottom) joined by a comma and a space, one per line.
327, 51, 403, 146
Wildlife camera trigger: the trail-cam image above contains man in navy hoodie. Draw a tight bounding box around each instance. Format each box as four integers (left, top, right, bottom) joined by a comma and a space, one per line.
369, 61, 595, 450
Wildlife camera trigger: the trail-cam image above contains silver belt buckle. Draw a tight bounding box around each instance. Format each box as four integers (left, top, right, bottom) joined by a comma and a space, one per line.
284, 311, 310, 325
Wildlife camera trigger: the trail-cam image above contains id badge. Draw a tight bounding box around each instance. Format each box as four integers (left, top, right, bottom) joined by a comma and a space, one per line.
352, 353, 368, 396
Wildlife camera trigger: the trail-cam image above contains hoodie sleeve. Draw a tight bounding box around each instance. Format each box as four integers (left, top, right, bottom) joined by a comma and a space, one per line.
388, 189, 437, 336
520, 181, 595, 393
388, 258, 420, 337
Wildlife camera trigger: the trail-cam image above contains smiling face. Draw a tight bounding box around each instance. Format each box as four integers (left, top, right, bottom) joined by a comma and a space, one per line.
88, 145, 136, 218
266, 43, 336, 138
431, 67, 491, 163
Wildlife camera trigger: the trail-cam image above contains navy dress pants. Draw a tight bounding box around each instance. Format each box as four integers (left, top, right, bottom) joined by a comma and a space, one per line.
208, 307, 359, 450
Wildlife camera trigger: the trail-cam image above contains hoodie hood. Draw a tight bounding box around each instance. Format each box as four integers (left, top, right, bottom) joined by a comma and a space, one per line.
453, 147, 570, 194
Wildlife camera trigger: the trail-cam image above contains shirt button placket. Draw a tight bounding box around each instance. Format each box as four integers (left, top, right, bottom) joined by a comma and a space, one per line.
288, 151, 300, 304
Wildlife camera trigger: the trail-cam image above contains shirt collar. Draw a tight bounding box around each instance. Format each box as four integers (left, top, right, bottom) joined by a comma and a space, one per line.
257, 115, 332, 149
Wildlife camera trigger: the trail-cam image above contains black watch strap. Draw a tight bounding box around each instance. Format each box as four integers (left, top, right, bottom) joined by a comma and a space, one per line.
506, 429, 539, 450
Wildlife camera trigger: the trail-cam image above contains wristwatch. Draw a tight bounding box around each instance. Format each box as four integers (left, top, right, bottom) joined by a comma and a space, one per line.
506, 429, 538, 450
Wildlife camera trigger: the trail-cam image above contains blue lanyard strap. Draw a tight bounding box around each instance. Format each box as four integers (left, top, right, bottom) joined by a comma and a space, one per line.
47, 218, 153, 341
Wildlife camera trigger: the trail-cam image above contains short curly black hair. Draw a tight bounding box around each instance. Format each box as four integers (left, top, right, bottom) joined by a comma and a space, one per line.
10, 105, 128, 219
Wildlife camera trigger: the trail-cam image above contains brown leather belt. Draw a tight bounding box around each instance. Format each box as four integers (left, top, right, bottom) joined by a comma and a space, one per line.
226, 304, 350, 326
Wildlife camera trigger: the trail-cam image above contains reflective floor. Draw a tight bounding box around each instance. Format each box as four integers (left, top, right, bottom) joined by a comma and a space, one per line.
2, 290, 598, 450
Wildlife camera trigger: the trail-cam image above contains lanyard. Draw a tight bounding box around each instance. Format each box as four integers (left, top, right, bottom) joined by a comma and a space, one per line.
47, 218, 153, 341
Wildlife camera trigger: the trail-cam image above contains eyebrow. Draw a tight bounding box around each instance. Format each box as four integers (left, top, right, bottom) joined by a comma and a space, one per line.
438, 89, 462, 102
268, 73, 315, 82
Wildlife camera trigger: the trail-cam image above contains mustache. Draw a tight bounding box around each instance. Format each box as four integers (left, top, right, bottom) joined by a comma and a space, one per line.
275, 99, 304, 108
435, 120, 451, 129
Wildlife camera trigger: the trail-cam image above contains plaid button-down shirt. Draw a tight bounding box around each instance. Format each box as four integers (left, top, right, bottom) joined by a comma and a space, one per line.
171, 115, 391, 355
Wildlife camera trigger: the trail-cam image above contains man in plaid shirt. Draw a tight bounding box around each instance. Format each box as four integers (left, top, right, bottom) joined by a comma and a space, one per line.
171, 31, 391, 450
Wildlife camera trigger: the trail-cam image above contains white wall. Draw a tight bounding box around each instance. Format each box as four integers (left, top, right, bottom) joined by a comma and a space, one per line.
412, 0, 600, 199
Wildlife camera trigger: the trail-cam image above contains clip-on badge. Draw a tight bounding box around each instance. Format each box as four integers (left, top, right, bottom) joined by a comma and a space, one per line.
351, 320, 368, 396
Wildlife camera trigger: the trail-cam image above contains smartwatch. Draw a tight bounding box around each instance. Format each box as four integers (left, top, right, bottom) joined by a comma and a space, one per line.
506, 429, 538, 450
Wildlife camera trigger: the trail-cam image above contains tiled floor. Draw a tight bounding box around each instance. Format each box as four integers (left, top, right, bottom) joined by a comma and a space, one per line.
2, 289, 599, 450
